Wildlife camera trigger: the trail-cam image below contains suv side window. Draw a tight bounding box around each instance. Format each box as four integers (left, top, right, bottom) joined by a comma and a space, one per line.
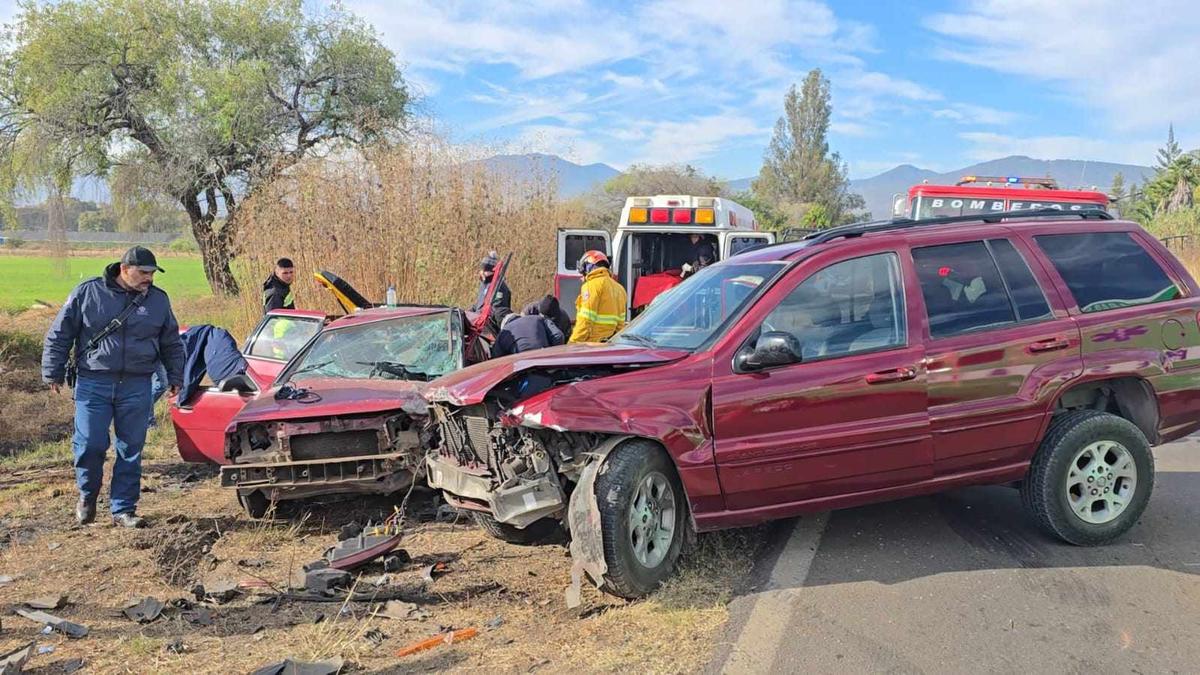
913, 241, 1016, 338
763, 253, 906, 360
248, 316, 320, 361
1035, 232, 1181, 312
987, 238, 1052, 321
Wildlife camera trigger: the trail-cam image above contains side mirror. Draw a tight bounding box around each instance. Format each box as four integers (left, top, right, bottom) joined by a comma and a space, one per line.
218, 373, 258, 394
741, 331, 802, 371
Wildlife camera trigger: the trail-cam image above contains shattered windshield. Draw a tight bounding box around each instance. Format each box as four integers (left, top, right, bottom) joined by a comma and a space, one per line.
284, 312, 459, 383
615, 263, 785, 350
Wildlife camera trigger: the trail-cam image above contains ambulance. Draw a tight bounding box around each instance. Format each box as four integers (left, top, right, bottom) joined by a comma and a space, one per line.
894, 176, 1110, 219
556, 195, 773, 320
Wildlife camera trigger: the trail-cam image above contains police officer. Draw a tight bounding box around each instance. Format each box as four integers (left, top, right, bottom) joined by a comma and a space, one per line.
471, 250, 512, 315
42, 246, 185, 528
493, 298, 566, 356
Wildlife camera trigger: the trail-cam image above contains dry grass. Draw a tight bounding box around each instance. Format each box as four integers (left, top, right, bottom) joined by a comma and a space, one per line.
232, 141, 584, 335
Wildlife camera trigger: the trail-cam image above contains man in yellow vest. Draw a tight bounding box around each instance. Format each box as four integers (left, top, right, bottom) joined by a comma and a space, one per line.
569, 250, 627, 343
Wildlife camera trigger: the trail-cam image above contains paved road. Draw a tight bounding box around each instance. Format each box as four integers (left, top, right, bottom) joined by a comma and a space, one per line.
715, 437, 1200, 674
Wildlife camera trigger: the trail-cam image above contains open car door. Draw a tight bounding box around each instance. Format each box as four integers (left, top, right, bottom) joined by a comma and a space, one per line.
724, 232, 774, 258
470, 252, 512, 341
171, 310, 324, 464
556, 229, 611, 320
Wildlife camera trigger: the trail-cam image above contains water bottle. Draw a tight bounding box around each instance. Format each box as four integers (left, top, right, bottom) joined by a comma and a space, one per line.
386, 284, 397, 307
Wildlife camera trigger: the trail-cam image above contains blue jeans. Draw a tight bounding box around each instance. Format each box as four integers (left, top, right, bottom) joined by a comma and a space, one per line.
148, 362, 168, 426
73, 372, 153, 515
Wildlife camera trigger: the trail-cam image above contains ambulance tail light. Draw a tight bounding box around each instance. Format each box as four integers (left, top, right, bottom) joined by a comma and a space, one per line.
695, 208, 715, 224
672, 209, 692, 224
650, 208, 670, 223
629, 207, 648, 223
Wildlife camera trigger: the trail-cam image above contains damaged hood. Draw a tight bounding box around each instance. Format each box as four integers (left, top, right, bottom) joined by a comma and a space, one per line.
234, 377, 429, 424
425, 342, 688, 406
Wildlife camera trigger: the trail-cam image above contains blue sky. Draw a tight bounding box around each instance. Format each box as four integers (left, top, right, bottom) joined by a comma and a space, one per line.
5, 0, 1199, 180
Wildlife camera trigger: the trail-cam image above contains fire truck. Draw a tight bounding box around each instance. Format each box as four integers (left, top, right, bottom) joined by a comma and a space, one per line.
893, 175, 1111, 220
556, 195, 773, 320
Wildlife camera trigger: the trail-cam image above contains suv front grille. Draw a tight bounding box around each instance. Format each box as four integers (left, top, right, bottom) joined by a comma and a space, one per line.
438, 408, 491, 465
290, 431, 380, 461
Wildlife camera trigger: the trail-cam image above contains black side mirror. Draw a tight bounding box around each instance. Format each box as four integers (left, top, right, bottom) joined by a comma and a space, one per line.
218, 373, 258, 394
741, 331, 803, 371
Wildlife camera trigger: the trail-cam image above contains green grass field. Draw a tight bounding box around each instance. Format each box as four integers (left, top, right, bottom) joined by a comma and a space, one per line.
0, 253, 211, 311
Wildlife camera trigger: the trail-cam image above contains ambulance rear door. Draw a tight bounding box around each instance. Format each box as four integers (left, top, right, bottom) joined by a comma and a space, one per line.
556, 229, 611, 320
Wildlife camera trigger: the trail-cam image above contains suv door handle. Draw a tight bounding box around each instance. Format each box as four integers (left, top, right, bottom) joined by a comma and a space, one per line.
1028, 337, 1071, 353
866, 367, 917, 384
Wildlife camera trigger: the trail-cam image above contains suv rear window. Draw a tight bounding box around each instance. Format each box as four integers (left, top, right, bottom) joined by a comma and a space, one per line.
1035, 233, 1181, 313
913, 242, 1016, 338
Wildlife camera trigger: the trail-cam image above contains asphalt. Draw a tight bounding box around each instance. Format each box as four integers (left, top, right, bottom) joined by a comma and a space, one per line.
713, 436, 1200, 674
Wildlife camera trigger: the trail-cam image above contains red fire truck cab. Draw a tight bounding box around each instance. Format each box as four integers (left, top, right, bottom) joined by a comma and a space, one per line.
895, 176, 1110, 220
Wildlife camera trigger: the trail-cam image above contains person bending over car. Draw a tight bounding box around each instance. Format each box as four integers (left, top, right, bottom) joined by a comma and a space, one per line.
493, 297, 566, 356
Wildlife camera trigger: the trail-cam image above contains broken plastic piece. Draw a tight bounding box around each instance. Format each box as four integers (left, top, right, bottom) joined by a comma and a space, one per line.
421, 561, 449, 583
15, 609, 89, 639
0, 641, 35, 674
485, 616, 504, 630
565, 460, 608, 609
249, 657, 345, 675
25, 594, 69, 610
326, 532, 403, 571
395, 627, 479, 658
123, 597, 165, 623
203, 580, 240, 603
377, 600, 429, 621
304, 568, 351, 595
363, 628, 387, 646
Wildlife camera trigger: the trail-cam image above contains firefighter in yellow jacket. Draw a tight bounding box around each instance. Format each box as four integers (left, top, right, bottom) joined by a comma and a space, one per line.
569, 250, 627, 343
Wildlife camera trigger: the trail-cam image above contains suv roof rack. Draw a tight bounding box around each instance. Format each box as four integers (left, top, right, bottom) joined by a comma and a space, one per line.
804, 207, 1113, 246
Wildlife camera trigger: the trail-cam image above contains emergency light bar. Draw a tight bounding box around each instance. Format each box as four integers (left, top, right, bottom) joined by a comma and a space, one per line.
628, 207, 717, 225
956, 175, 1059, 189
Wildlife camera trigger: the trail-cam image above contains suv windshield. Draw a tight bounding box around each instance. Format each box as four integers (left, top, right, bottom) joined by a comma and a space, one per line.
616, 263, 785, 350
284, 312, 459, 383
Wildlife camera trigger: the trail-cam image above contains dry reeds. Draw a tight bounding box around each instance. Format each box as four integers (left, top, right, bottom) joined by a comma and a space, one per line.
233, 139, 582, 334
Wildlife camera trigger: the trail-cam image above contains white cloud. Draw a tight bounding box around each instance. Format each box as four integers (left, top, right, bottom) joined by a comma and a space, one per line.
602, 72, 668, 95
510, 125, 606, 166
958, 131, 1159, 165
831, 121, 872, 137
626, 112, 768, 166
925, 0, 1200, 131
932, 103, 1018, 126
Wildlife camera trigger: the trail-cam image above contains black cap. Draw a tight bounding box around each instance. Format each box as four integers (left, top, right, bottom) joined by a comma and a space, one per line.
120, 246, 165, 273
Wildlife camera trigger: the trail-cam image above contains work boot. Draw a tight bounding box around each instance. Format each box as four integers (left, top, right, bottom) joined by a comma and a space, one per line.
75, 498, 96, 525
112, 512, 147, 529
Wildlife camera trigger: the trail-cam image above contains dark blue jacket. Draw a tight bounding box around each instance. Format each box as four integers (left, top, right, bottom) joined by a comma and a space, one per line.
178, 325, 248, 404
493, 314, 565, 357
42, 263, 185, 386
472, 278, 512, 314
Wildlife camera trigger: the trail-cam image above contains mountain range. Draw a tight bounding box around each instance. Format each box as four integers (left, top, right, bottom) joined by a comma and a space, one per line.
479, 153, 1156, 219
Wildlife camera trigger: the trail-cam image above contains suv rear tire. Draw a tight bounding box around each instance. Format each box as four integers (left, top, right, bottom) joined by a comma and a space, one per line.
593, 439, 688, 599
1021, 410, 1154, 545
473, 512, 561, 545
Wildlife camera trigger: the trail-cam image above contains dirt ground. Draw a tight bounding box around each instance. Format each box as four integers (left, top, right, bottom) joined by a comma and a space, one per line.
0, 306, 763, 674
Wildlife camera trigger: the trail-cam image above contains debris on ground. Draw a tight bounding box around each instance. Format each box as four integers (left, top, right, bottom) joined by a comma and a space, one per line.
363, 628, 387, 647
47, 542, 62, 551
14, 609, 89, 639
325, 528, 402, 571
25, 594, 70, 610
237, 558, 270, 568
434, 504, 459, 523
303, 567, 351, 595
383, 551, 410, 572
421, 561, 450, 583
249, 657, 344, 675
0, 575, 14, 586
376, 600, 429, 621
485, 616, 504, 630
122, 596, 165, 623
200, 579, 240, 603
57, 657, 86, 673
165, 638, 187, 654
0, 641, 35, 674
396, 627, 478, 658
37, 645, 55, 655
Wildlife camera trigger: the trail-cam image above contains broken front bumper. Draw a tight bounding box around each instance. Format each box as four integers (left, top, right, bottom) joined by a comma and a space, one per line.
425, 455, 565, 528
221, 452, 415, 496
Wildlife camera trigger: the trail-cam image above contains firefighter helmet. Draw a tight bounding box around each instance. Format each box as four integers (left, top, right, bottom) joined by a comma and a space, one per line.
577, 249, 610, 273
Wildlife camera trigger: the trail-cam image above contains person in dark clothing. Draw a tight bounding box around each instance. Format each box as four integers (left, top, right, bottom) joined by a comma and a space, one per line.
521, 295, 572, 337
42, 247, 186, 528
471, 251, 512, 315
681, 234, 717, 278
493, 301, 566, 357
262, 258, 296, 313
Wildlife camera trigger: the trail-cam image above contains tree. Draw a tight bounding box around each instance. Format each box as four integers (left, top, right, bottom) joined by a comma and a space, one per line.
733, 190, 788, 231
753, 69, 866, 225
1156, 124, 1182, 170
1110, 171, 1126, 203
78, 209, 117, 232
0, 0, 409, 294
582, 163, 725, 230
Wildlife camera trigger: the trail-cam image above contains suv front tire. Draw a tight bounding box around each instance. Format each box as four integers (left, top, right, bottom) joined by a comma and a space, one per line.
1021, 410, 1154, 545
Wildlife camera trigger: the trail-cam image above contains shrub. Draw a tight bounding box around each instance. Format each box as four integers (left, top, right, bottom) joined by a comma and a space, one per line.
169, 234, 199, 253
3, 236, 25, 249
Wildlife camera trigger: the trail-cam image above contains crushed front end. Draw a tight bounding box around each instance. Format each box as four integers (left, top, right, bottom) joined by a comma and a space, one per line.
221, 410, 431, 502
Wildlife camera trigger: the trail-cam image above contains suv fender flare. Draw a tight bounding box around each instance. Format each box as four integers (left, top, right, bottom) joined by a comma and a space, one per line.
1044, 375, 1161, 445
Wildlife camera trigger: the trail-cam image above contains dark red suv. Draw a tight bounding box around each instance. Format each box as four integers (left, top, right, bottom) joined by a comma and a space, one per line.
424, 210, 1200, 599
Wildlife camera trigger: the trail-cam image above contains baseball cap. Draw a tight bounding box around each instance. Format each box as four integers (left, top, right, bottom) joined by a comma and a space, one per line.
121, 246, 165, 273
